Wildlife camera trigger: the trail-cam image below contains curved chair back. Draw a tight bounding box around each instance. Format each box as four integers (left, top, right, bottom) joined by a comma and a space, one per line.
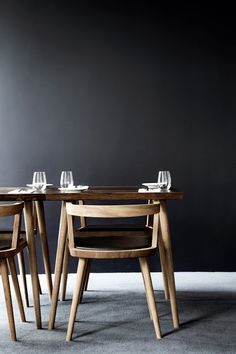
66, 202, 160, 251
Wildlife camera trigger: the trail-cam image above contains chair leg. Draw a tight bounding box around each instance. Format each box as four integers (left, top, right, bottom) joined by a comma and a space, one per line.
139, 257, 161, 339
37, 268, 42, 295
26, 246, 42, 295
60, 238, 70, 301
140, 259, 152, 320
83, 260, 91, 291
17, 251, 30, 307
66, 258, 88, 342
79, 259, 91, 304
0, 259, 17, 341
35, 200, 53, 299
8, 257, 26, 322
158, 238, 170, 300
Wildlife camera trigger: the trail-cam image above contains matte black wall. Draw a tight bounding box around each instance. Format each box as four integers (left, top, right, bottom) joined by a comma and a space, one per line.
0, 2, 235, 272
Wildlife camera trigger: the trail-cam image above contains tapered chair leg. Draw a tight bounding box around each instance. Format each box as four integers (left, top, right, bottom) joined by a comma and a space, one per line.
139, 257, 161, 339
140, 259, 153, 320
35, 200, 53, 299
60, 245, 91, 303
79, 259, 91, 304
17, 251, 30, 307
83, 260, 90, 291
60, 238, 70, 301
39, 235, 52, 296
66, 258, 88, 342
8, 257, 26, 322
0, 259, 17, 341
25, 246, 42, 295
37, 272, 42, 294
20, 247, 42, 297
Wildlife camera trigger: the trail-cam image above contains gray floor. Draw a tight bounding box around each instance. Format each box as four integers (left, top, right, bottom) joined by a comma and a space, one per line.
0, 272, 236, 353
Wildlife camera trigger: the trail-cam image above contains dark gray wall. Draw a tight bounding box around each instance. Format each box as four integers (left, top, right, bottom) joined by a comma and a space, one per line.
0, 2, 235, 272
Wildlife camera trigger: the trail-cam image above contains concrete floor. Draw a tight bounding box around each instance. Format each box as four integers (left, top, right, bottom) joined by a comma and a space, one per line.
0, 272, 236, 353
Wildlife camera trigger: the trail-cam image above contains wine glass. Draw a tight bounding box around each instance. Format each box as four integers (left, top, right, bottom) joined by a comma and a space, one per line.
60, 171, 74, 188
157, 171, 171, 190
32, 171, 47, 190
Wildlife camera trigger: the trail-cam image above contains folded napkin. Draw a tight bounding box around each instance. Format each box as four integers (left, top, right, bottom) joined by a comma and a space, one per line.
8, 188, 35, 194
138, 188, 161, 192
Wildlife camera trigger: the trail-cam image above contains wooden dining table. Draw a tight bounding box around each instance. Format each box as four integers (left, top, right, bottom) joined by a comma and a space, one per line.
0, 186, 183, 330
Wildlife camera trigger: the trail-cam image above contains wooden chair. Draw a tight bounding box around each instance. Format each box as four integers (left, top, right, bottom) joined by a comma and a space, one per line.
60, 203, 175, 329
0, 202, 27, 341
65, 202, 162, 341
60, 201, 170, 303
0, 201, 52, 307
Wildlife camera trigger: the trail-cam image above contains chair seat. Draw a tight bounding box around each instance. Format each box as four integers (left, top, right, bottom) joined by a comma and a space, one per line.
75, 234, 152, 251
77, 225, 152, 237
78, 224, 149, 230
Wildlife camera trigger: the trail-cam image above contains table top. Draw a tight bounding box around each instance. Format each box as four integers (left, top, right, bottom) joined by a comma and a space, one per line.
0, 186, 183, 201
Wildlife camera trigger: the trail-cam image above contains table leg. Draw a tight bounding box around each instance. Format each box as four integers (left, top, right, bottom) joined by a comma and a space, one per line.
158, 236, 170, 300
48, 201, 67, 330
24, 201, 42, 329
35, 200, 53, 299
159, 200, 179, 328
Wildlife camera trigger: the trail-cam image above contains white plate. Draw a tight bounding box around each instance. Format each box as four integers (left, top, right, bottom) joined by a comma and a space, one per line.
26, 184, 53, 188
58, 185, 89, 191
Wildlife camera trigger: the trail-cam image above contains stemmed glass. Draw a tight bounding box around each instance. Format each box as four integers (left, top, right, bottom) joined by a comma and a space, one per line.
60, 171, 74, 188
157, 171, 171, 190
32, 171, 47, 191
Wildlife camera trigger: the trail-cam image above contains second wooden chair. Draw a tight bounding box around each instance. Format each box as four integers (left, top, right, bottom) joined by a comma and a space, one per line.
0, 201, 52, 307
65, 202, 162, 341
0, 202, 27, 341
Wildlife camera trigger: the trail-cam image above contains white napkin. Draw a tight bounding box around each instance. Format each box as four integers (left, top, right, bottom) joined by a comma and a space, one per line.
138, 188, 171, 193
138, 188, 159, 192
8, 188, 35, 194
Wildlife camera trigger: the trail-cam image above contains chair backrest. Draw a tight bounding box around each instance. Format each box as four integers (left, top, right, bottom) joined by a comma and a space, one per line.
66, 202, 160, 250
0, 202, 24, 249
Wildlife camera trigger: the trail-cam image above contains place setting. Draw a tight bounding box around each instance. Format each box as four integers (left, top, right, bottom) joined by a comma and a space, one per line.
139, 170, 172, 192
8, 171, 89, 194
58, 171, 89, 192
8, 171, 52, 194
